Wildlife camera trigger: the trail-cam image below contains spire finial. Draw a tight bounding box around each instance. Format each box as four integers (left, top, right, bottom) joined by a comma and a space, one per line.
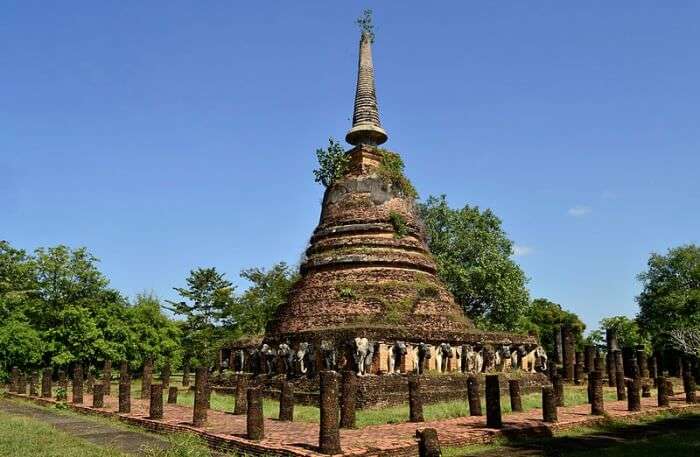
346, 12, 387, 146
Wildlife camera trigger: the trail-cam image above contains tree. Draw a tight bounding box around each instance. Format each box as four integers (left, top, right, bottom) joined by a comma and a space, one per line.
313, 138, 349, 188
127, 293, 181, 370
0, 317, 42, 377
636, 244, 700, 347
600, 315, 649, 350
168, 267, 234, 367
522, 298, 585, 354
419, 195, 530, 330
668, 327, 700, 358
227, 262, 298, 338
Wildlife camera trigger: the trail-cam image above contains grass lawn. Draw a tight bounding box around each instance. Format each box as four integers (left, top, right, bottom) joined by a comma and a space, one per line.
0, 410, 125, 457
443, 410, 700, 457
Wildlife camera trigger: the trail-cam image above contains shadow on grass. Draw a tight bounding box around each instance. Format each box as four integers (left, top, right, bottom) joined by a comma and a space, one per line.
457, 412, 700, 457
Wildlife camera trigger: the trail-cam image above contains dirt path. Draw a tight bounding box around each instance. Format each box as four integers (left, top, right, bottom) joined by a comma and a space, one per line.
0, 398, 170, 456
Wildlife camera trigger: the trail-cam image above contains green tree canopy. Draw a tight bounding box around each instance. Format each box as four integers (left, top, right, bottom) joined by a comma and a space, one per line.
419, 195, 530, 331
586, 315, 649, 352
636, 244, 700, 347
127, 293, 181, 370
168, 267, 234, 367
522, 298, 585, 354
227, 262, 298, 338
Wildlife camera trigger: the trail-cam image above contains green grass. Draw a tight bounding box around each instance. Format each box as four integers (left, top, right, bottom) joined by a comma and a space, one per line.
0, 410, 126, 457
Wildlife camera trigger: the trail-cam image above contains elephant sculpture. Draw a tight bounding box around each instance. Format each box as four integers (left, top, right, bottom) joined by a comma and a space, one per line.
278, 343, 294, 375
416, 343, 431, 375
320, 340, 337, 371
260, 344, 277, 375
388, 341, 407, 374
495, 344, 512, 372
352, 337, 374, 376
437, 343, 453, 373
295, 342, 316, 378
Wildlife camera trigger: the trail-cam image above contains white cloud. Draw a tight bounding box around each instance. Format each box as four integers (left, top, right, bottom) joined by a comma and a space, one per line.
568, 205, 592, 217
513, 245, 534, 257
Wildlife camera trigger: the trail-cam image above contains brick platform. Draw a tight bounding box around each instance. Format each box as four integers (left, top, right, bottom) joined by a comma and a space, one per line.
4, 391, 698, 457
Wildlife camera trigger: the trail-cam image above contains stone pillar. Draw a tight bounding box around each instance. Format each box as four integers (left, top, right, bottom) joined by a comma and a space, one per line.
233, 376, 248, 415
684, 369, 696, 404
339, 370, 357, 428
553, 374, 564, 407
29, 372, 38, 396
141, 357, 153, 400
614, 351, 624, 378
102, 360, 112, 396
161, 361, 171, 391
408, 376, 424, 423
86, 370, 95, 394
467, 375, 482, 416
182, 361, 190, 387
666, 378, 675, 397
485, 375, 502, 428
17, 371, 27, 395
246, 386, 264, 440
319, 371, 341, 455
119, 371, 131, 414
279, 380, 295, 422
649, 356, 658, 386
627, 366, 641, 411
167, 386, 178, 404
93, 383, 105, 408
72, 364, 84, 404
657, 377, 669, 407
509, 379, 523, 412
606, 328, 619, 353
416, 428, 441, 457
594, 355, 605, 374
590, 371, 605, 415
636, 347, 649, 378
41, 368, 52, 398
149, 384, 164, 419
574, 362, 584, 386
605, 352, 616, 388
554, 325, 563, 365
192, 367, 208, 427
9, 367, 18, 392
562, 325, 575, 381
615, 370, 626, 401
584, 345, 596, 373
542, 386, 557, 423
57, 370, 68, 401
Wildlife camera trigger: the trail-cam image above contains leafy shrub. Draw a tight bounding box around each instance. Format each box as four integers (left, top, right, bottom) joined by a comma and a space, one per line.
313, 138, 349, 187
389, 211, 408, 238
376, 149, 418, 199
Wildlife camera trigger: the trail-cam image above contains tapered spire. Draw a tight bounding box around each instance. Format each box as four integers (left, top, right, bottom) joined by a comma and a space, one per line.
346, 32, 388, 146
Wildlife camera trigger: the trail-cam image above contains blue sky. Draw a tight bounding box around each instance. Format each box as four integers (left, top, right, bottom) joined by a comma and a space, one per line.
2, 2, 698, 332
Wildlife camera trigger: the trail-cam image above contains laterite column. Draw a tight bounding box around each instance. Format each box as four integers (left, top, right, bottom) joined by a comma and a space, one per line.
339, 370, 357, 428
542, 386, 557, 423
233, 376, 248, 415
72, 364, 84, 404
182, 362, 190, 387
167, 386, 178, 404
141, 357, 153, 400
485, 375, 502, 428
684, 369, 696, 404
584, 345, 596, 373
93, 383, 105, 408
657, 377, 669, 407
590, 371, 605, 415
102, 360, 112, 396
553, 374, 564, 407
246, 386, 264, 440
192, 367, 208, 427
467, 375, 482, 416
119, 372, 131, 413
627, 366, 641, 411
57, 370, 68, 401
416, 428, 442, 457
41, 368, 52, 398
279, 380, 295, 422
29, 372, 38, 396
509, 379, 523, 412
606, 352, 616, 388
149, 384, 164, 419
649, 357, 658, 386
319, 371, 341, 455
409, 376, 424, 422
562, 324, 575, 381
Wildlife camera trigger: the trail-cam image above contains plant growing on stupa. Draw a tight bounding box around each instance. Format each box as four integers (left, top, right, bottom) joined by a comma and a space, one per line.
376, 148, 418, 199
313, 138, 349, 187
356, 9, 375, 42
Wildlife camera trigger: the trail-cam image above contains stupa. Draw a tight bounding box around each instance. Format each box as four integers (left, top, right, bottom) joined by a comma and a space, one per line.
264, 30, 535, 370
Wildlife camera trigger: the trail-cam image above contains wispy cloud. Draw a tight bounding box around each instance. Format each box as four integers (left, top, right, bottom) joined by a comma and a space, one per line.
513, 245, 534, 257
568, 205, 592, 217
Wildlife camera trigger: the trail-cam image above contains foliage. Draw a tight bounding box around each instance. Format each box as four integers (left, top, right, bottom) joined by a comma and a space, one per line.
128, 293, 181, 369
521, 298, 586, 354
313, 138, 349, 187
419, 195, 530, 331
636, 244, 700, 348
600, 315, 649, 351
376, 148, 418, 199
356, 9, 375, 42
0, 318, 42, 376
227, 262, 298, 338
388, 211, 408, 238
669, 327, 700, 358
168, 267, 235, 367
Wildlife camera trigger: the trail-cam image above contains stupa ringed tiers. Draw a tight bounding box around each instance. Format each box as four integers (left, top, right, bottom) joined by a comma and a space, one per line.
266, 32, 534, 348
